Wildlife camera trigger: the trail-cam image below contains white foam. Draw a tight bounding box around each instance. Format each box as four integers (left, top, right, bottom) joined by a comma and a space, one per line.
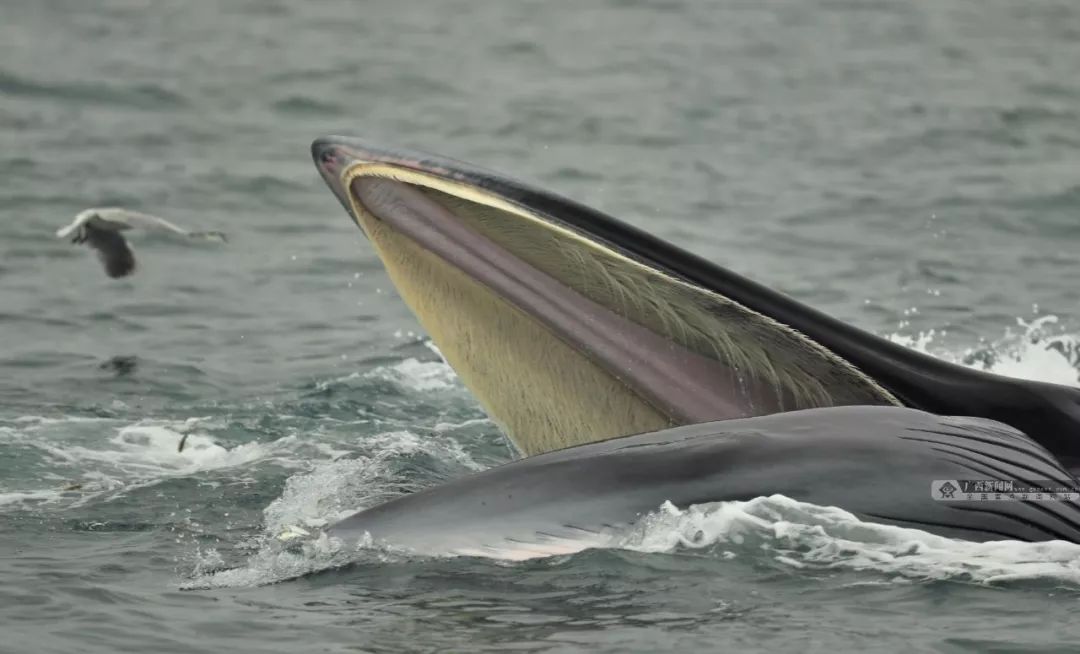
261, 428, 482, 533
618, 496, 1080, 585
317, 355, 460, 393
979, 316, 1079, 387
889, 314, 1080, 387
181, 532, 356, 590
369, 357, 458, 391
394, 358, 459, 390
12, 415, 114, 425
263, 457, 390, 533
185, 428, 484, 588
0, 415, 345, 510
0, 489, 68, 507
33, 422, 292, 481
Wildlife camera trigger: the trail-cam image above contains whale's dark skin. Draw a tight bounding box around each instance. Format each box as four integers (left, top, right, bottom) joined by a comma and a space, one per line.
327, 406, 1080, 556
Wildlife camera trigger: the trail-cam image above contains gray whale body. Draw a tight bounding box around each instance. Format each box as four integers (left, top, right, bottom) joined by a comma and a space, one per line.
328, 406, 1080, 558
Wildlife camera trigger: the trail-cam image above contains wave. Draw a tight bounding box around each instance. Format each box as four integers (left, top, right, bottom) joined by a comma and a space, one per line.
0, 68, 186, 110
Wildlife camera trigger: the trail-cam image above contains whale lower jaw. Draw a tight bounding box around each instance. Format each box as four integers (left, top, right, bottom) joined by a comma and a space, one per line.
326, 407, 1080, 553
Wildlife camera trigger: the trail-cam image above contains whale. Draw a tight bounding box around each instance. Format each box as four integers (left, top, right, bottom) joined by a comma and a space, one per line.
326, 406, 1080, 557
310, 136, 1080, 553
311, 136, 1080, 462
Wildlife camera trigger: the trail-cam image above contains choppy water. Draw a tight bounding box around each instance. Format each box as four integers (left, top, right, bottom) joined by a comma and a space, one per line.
2, 1, 1080, 652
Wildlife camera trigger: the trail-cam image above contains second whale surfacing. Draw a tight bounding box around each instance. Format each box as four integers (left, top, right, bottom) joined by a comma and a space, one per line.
311, 136, 1080, 555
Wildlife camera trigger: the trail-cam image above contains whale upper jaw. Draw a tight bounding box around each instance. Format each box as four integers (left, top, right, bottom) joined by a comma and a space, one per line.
311, 136, 1080, 462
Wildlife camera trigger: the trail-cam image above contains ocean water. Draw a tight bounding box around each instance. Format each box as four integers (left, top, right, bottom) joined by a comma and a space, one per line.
2, 0, 1080, 651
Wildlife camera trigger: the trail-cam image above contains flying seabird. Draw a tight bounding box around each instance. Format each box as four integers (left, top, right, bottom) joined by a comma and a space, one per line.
57, 207, 226, 278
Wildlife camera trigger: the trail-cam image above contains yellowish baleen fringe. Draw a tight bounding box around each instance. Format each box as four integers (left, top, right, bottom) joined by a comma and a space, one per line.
339, 161, 900, 454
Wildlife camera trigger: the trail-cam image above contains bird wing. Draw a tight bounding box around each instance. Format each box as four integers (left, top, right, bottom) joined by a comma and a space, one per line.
93, 208, 191, 235
85, 228, 136, 278
59, 207, 226, 241
56, 208, 100, 239
96, 208, 227, 241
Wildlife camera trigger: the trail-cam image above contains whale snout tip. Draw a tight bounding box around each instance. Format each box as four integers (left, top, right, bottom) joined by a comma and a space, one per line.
312, 137, 345, 177
312, 137, 352, 208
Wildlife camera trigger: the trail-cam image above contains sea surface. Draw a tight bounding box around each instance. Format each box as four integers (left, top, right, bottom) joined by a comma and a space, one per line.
2, 1, 1080, 652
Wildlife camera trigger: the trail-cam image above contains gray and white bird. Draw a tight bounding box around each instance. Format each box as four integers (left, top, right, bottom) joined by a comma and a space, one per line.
57, 207, 226, 278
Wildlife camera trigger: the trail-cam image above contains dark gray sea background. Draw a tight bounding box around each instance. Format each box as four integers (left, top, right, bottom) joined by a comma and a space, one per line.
2, 1, 1080, 652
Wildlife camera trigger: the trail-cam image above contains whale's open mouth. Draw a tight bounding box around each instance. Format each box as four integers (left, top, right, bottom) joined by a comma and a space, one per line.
312, 136, 905, 456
